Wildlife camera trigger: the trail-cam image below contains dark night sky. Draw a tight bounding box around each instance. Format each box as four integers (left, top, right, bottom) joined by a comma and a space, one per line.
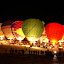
0, 3, 64, 26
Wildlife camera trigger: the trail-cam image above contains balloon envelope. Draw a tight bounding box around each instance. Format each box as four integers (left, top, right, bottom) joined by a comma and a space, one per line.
0, 23, 4, 37
45, 23, 64, 43
22, 19, 44, 41
1, 20, 14, 39
11, 21, 25, 40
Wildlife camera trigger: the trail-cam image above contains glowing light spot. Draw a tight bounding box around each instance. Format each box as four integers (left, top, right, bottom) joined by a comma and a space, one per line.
0, 36, 4, 40
17, 37, 23, 43
8, 38, 13, 42
53, 42, 55, 46
54, 51, 57, 54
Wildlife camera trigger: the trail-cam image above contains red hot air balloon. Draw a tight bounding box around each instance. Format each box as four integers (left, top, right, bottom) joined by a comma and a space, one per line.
63, 25, 64, 34
45, 23, 64, 43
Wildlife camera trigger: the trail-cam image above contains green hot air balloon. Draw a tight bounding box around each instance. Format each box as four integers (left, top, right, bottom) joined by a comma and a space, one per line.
22, 19, 44, 41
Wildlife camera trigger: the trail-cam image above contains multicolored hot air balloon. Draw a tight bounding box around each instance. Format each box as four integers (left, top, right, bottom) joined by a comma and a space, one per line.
22, 18, 44, 41
45, 23, 64, 43
1, 20, 14, 39
11, 21, 25, 42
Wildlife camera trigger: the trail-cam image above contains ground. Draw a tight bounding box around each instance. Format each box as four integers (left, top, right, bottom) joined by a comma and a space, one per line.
0, 41, 64, 64
0, 54, 64, 64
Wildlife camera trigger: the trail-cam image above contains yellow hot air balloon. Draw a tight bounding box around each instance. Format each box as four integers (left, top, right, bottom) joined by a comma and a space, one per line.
11, 21, 25, 42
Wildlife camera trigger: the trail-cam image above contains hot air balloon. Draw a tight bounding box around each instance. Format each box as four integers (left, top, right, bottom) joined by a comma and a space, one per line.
45, 23, 64, 43
0, 23, 4, 40
22, 18, 44, 42
11, 21, 25, 42
1, 20, 14, 40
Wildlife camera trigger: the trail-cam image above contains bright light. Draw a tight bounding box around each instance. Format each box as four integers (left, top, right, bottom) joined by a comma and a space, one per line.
52, 40, 57, 43
17, 37, 23, 43
29, 38, 35, 41
44, 39, 49, 42
53, 42, 55, 46
8, 38, 13, 39
59, 42, 61, 45
29, 41, 36, 46
21, 45, 30, 47
8, 38, 13, 42
0, 35, 4, 40
40, 39, 42, 43
58, 40, 63, 45
30, 41, 32, 44
44, 43, 46, 46
42, 38, 49, 43
59, 47, 63, 48
33, 41, 36, 46
54, 51, 57, 54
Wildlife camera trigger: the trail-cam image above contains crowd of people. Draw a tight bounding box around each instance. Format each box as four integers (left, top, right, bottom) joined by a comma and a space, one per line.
8, 47, 64, 57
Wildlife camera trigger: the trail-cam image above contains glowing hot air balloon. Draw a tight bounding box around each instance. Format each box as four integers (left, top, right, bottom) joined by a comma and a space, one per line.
45, 23, 64, 43
0, 23, 4, 40
1, 20, 14, 40
22, 18, 44, 42
11, 21, 25, 42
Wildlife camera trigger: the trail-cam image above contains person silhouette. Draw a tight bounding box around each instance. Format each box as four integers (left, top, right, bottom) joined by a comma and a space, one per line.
31, 51, 32, 54
10, 48, 12, 54
36, 51, 37, 55
38, 51, 39, 55
15, 49, 17, 53
29, 50, 30, 54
